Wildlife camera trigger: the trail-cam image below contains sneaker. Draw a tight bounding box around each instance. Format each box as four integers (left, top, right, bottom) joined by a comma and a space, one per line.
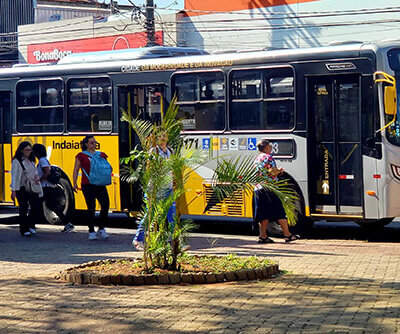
181, 245, 191, 252
23, 231, 31, 237
96, 229, 109, 240
132, 240, 144, 251
29, 228, 36, 235
61, 223, 75, 233
88, 232, 98, 240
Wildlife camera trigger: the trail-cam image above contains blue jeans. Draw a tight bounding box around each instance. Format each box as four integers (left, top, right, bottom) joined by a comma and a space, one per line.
133, 189, 176, 243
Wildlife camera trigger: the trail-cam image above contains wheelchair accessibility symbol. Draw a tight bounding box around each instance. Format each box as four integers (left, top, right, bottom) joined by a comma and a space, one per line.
247, 138, 257, 150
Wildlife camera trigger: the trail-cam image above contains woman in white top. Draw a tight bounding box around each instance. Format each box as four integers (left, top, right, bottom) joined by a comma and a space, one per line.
32, 144, 75, 233
10, 141, 43, 237
132, 131, 176, 250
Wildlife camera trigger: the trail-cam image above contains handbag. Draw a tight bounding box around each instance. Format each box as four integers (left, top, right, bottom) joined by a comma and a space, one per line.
19, 159, 43, 194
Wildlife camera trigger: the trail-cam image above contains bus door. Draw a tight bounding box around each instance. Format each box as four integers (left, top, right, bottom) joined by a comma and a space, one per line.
308, 75, 363, 216
118, 85, 165, 211
0, 91, 12, 202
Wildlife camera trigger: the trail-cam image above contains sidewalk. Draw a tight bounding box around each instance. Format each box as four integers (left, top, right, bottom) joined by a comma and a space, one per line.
1, 223, 400, 333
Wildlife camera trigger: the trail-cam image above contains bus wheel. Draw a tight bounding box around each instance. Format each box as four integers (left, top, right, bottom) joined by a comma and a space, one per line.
293, 190, 314, 235
356, 218, 394, 229
295, 213, 314, 235
43, 177, 75, 225
291, 181, 314, 236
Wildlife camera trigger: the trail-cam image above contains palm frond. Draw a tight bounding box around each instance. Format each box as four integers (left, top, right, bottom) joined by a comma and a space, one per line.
208, 155, 299, 225
160, 96, 183, 150
121, 111, 154, 150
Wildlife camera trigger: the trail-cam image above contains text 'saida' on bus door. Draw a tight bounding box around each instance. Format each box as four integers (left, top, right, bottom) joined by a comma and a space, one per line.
308, 76, 363, 215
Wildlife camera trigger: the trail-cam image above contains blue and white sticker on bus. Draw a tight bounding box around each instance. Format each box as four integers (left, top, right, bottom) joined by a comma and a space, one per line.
248, 138, 257, 150
202, 138, 210, 150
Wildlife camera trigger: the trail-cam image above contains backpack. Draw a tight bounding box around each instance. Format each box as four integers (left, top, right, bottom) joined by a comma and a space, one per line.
48, 166, 61, 184
41, 158, 61, 184
82, 151, 112, 186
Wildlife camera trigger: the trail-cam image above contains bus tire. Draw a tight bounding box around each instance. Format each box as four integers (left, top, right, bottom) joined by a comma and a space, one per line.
356, 218, 393, 229
43, 175, 75, 225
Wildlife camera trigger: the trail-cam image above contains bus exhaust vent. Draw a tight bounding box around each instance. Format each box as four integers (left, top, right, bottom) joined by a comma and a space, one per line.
203, 185, 244, 217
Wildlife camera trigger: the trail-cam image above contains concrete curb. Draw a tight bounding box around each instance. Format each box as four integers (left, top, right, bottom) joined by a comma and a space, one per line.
59, 258, 279, 286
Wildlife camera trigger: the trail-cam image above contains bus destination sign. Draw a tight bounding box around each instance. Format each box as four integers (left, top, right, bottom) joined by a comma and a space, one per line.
262, 139, 295, 158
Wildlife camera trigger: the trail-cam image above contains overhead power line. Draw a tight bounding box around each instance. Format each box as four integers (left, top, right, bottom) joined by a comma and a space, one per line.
6, 5, 400, 37
2, 5, 400, 50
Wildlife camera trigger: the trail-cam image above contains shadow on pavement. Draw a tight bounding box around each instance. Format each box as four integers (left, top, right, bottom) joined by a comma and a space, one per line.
0, 274, 398, 333
188, 235, 344, 258
0, 224, 137, 266
302, 221, 400, 243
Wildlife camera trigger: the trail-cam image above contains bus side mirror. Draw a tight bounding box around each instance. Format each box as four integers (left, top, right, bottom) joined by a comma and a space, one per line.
374, 71, 397, 116
384, 86, 397, 115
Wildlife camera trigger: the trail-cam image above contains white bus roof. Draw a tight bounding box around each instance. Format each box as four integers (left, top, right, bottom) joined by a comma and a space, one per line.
57, 46, 208, 65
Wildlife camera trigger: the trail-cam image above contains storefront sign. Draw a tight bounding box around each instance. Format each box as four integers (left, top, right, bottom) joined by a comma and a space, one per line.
27, 31, 163, 64
32, 49, 73, 62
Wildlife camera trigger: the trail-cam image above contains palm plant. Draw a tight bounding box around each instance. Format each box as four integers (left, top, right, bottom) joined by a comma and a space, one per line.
121, 97, 206, 271
121, 97, 299, 271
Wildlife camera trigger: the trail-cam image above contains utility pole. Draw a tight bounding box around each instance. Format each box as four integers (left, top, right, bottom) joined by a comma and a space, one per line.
110, 1, 119, 14
146, 0, 156, 46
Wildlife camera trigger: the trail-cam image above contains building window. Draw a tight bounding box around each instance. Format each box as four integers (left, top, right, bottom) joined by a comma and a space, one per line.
230, 67, 295, 130
16, 79, 64, 133
67, 77, 112, 132
172, 71, 225, 131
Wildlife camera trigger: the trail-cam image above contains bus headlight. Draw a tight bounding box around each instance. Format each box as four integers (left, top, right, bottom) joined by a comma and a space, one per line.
390, 164, 400, 181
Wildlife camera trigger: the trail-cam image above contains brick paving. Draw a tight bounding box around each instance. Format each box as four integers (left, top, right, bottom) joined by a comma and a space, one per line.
1, 222, 400, 333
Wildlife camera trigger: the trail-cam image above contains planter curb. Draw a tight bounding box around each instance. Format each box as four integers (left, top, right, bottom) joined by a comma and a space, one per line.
60, 259, 279, 286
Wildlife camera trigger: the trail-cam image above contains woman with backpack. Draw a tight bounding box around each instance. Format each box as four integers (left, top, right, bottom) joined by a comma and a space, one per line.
10, 141, 43, 236
32, 144, 75, 234
72, 135, 111, 240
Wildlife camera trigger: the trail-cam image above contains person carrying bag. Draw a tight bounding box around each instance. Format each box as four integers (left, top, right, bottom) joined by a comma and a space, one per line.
253, 139, 300, 244
72, 135, 111, 241
10, 141, 43, 237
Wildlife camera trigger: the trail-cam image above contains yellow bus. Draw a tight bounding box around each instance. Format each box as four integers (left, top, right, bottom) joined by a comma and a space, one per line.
0, 43, 399, 228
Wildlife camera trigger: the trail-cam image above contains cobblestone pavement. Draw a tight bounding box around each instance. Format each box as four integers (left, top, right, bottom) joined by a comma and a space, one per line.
1, 222, 400, 333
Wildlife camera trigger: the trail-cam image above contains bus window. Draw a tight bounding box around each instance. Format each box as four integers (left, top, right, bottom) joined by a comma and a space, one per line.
16, 79, 64, 133
174, 74, 198, 101
267, 76, 294, 98
91, 77, 112, 105
230, 67, 294, 131
67, 77, 112, 133
41, 80, 63, 107
17, 81, 39, 107
173, 71, 225, 131
231, 71, 261, 99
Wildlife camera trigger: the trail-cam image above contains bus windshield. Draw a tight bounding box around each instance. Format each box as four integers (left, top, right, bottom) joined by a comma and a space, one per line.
386, 49, 400, 146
